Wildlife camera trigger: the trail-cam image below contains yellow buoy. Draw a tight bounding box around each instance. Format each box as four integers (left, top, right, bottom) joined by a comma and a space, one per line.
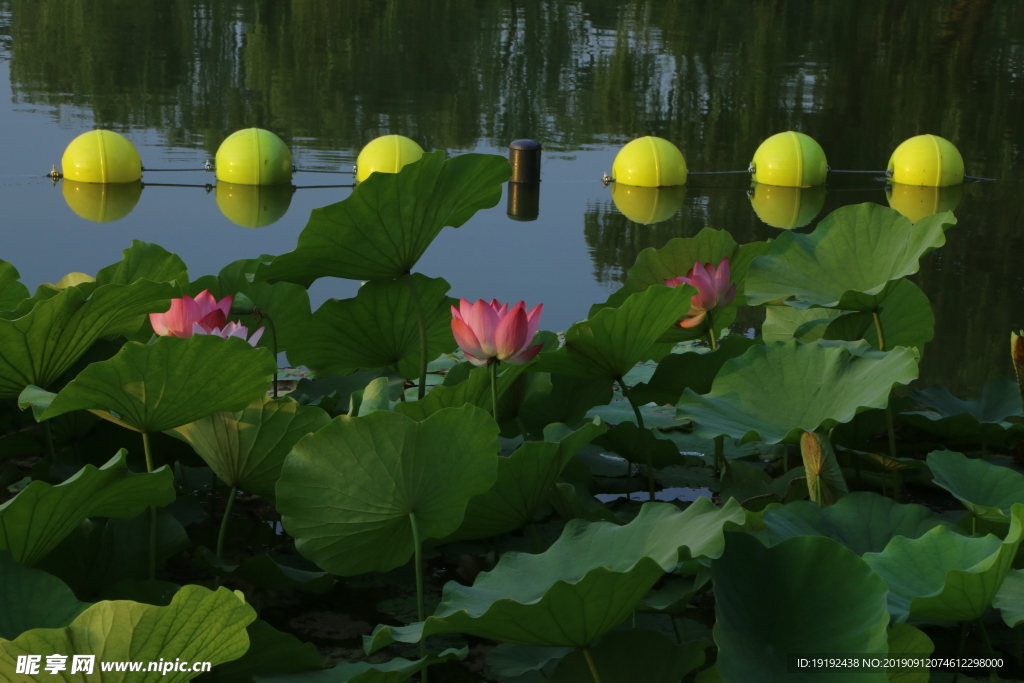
216, 182, 294, 228
886, 182, 963, 223
750, 132, 827, 188
749, 183, 826, 230
887, 134, 964, 187
610, 183, 686, 225
611, 137, 687, 188
61, 130, 142, 183
356, 135, 425, 183
215, 128, 293, 185
61, 180, 142, 222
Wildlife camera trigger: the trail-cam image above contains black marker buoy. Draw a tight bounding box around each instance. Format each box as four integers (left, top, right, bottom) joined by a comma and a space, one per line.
508, 139, 541, 221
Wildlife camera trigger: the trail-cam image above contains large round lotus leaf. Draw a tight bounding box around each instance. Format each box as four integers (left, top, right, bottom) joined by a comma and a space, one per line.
926, 450, 1024, 522
745, 203, 955, 310
762, 491, 949, 555
0, 585, 255, 683
41, 335, 276, 434
993, 568, 1024, 628
170, 396, 330, 501
95, 240, 189, 288
548, 628, 706, 682
277, 406, 500, 576
676, 340, 918, 444
287, 274, 455, 380
863, 505, 1024, 623
365, 499, 746, 651
0, 277, 176, 399
886, 624, 934, 683
631, 335, 761, 406
533, 284, 697, 380
904, 380, 1024, 446
0, 259, 29, 311
259, 152, 510, 284
0, 550, 90, 639
822, 279, 935, 353
712, 533, 890, 682
0, 451, 174, 566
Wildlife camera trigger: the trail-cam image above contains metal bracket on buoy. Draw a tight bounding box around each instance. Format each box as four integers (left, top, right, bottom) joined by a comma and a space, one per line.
205, 160, 214, 172
47, 165, 62, 181
601, 172, 612, 187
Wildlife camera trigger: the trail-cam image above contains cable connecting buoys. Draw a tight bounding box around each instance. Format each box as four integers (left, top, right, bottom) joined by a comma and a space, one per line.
355, 135, 424, 183
215, 128, 293, 185
750, 132, 827, 188
611, 136, 687, 188
886, 183, 964, 223
749, 184, 826, 230
216, 182, 294, 228
61, 130, 142, 183
610, 183, 686, 224
887, 134, 964, 187
61, 179, 143, 222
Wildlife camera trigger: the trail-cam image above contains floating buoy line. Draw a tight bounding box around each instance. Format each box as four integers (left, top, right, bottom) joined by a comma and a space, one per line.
44, 128, 996, 227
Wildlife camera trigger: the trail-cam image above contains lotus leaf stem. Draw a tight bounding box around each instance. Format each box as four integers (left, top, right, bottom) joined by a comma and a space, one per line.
216, 485, 238, 564
874, 310, 899, 465
264, 312, 280, 399
872, 310, 886, 351
42, 420, 55, 461
583, 648, 604, 683
406, 276, 429, 400
976, 618, 999, 682
409, 511, 429, 682
617, 378, 654, 501
714, 435, 725, 475
707, 327, 718, 351
142, 431, 156, 580
490, 359, 499, 423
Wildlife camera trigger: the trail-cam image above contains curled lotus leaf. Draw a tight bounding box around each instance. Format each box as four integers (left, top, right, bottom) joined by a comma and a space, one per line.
926, 450, 1024, 523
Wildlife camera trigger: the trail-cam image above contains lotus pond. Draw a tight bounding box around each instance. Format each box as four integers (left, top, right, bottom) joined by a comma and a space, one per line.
1, 150, 1024, 683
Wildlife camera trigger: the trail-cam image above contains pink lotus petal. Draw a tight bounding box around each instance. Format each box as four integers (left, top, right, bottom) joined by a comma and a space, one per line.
463, 299, 499, 358
150, 296, 200, 337
452, 317, 486, 359
506, 343, 543, 365
494, 304, 529, 360
678, 312, 708, 329
525, 303, 543, 341
464, 351, 490, 367
248, 326, 265, 347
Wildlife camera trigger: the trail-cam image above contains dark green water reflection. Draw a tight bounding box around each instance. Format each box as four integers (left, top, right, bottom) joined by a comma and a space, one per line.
1, 0, 1022, 394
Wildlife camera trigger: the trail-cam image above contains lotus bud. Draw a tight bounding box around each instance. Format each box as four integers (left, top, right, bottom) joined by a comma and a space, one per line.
799, 430, 847, 506
230, 292, 257, 316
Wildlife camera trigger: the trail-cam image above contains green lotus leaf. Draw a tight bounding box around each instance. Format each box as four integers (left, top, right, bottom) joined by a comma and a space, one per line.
170, 396, 330, 501
260, 151, 510, 284
762, 305, 841, 344
534, 285, 697, 380
548, 481, 621, 524
676, 340, 918, 444
631, 335, 760, 406
196, 548, 333, 594
517, 373, 614, 436
0, 260, 29, 312
204, 619, 322, 682
863, 504, 1024, 622
287, 274, 455, 380
41, 335, 276, 433
95, 240, 189, 288
762, 491, 950, 555
745, 203, 955, 310
720, 466, 808, 512
886, 624, 934, 683
0, 550, 90, 640
548, 628, 706, 682
436, 420, 606, 543
350, 377, 392, 416
0, 278, 176, 399
926, 450, 1024, 522
712, 533, 890, 682
486, 644, 573, 678
254, 648, 466, 683
0, 450, 175, 565
595, 421, 684, 469
822, 279, 934, 353
277, 406, 499, 575
393, 358, 535, 421
993, 568, 1024, 628
190, 256, 312, 356
0, 585, 256, 682
903, 379, 1024, 446
592, 228, 770, 312
365, 498, 746, 651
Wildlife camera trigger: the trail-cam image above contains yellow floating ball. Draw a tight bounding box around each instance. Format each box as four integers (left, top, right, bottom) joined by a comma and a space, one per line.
750, 132, 827, 188
611, 136, 687, 188
216, 182, 294, 228
610, 183, 686, 225
61, 130, 142, 183
886, 183, 963, 223
215, 128, 293, 185
749, 183, 826, 230
887, 134, 964, 187
62, 180, 142, 222
356, 135, 425, 183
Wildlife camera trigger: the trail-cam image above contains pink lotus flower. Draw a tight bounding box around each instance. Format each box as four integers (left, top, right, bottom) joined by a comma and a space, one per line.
451, 298, 543, 367
664, 258, 736, 329
150, 290, 232, 338
194, 321, 265, 347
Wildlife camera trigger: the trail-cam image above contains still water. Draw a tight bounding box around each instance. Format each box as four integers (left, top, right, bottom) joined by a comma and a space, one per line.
0, 0, 1022, 394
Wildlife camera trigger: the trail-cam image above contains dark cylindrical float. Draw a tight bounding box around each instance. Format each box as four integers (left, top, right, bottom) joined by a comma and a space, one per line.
508, 139, 542, 184
506, 182, 540, 222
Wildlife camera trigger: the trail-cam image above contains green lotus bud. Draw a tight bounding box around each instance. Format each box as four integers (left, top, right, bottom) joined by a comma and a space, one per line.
229, 292, 256, 315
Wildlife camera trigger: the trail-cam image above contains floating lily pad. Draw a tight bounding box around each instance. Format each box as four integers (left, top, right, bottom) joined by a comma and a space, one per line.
40, 335, 276, 433
0, 585, 256, 682
903, 379, 1024, 446
712, 533, 890, 682
261, 152, 510, 284
745, 203, 954, 310
863, 504, 1024, 622
0, 450, 175, 565
170, 396, 330, 501
277, 406, 499, 575
365, 499, 746, 651
0, 549, 90, 640
548, 628, 706, 682
676, 340, 918, 444
926, 450, 1024, 522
